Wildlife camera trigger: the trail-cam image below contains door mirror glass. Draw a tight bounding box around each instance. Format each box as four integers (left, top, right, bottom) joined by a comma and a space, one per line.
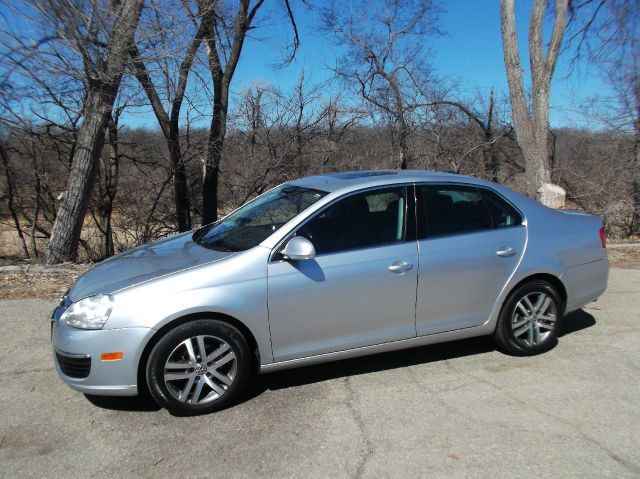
281, 236, 316, 261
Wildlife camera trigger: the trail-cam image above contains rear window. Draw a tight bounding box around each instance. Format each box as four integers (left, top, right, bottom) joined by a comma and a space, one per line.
418, 185, 522, 238
421, 185, 492, 237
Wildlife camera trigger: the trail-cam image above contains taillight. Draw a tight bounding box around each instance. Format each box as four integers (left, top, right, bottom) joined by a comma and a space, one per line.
599, 227, 606, 248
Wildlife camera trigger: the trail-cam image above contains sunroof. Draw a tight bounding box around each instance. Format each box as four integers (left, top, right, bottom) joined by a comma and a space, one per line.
325, 170, 397, 180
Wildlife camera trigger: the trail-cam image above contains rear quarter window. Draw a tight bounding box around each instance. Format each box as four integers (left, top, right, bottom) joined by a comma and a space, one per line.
479, 188, 523, 227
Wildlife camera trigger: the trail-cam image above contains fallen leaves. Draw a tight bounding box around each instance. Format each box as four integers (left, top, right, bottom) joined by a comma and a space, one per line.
608, 247, 640, 270
0, 267, 89, 300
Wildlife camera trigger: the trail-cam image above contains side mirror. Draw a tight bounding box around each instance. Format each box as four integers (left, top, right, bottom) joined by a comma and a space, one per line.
281, 236, 316, 261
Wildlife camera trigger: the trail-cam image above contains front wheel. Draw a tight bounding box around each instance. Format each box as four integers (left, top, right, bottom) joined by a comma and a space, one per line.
146, 319, 251, 416
493, 280, 564, 356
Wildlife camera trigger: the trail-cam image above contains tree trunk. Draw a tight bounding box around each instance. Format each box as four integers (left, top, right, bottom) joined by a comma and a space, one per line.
483, 90, 500, 182
0, 141, 30, 258
202, 80, 227, 224
202, 0, 253, 223
47, 91, 112, 262
500, 0, 567, 204
168, 126, 191, 231
29, 151, 41, 258
519, 122, 552, 198
46, 0, 144, 263
97, 119, 120, 258
397, 125, 409, 170
386, 73, 409, 169
633, 120, 640, 233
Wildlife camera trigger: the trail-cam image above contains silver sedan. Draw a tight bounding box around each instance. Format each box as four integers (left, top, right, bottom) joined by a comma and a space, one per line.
51, 171, 608, 415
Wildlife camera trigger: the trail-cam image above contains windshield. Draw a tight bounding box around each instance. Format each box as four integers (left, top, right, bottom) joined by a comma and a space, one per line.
194, 185, 328, 252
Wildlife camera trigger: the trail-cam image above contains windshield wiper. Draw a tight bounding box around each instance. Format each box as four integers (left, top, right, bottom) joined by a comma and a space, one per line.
192, 225, 212, 245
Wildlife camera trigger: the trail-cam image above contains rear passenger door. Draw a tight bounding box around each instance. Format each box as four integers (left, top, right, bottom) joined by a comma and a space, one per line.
415, 184, 526, 336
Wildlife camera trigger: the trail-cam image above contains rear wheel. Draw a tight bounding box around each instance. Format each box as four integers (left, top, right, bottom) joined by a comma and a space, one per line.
146, 319, 251, 415
494, 280, 564, 355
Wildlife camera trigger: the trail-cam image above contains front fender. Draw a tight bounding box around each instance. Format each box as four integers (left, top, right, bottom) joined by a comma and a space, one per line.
104, 246, 273, 364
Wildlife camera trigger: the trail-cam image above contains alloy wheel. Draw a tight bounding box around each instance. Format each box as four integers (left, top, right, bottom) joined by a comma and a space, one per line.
511, 292, 557, 347
163, 335, 237, 405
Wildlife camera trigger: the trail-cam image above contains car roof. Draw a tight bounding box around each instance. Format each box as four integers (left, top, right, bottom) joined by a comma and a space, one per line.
289, 170, 485, 193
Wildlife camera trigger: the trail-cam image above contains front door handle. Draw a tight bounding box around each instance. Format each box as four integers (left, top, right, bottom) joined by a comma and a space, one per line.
496, 246, 517, 257
388, 260, 413, 274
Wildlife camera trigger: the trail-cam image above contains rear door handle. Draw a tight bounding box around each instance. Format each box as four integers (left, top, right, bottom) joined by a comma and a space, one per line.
496, 246, 517, 257
388, 260, 413, 274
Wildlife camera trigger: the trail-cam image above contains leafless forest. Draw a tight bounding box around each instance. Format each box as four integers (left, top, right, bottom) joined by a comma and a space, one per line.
0, 0, 638, 264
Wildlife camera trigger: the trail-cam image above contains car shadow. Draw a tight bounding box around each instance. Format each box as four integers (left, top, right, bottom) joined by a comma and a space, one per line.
559, 308, 597, 336
241, 308, 597, 401
84, 390, 161, 412
85, 309, 596, 412
240, 336, 494, 402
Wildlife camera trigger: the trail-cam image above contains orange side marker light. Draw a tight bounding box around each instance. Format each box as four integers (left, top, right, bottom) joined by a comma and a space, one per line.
100, 352, 123, 361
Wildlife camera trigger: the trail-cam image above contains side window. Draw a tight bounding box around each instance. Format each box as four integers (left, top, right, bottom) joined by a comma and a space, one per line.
479, 188, 523, 227
421, 185, 492, 237
297, 187, 406, 255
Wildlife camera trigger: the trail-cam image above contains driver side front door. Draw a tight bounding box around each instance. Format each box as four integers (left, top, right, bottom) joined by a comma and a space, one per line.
267, 186, 418, 362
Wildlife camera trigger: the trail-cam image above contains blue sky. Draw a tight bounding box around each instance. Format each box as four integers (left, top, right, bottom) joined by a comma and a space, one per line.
1, 0, 610, 129
229, 0, 609, 128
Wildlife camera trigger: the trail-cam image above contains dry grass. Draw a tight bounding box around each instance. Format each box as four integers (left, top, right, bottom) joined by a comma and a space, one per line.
0, 263, 90, 300
607, 247, 640, 270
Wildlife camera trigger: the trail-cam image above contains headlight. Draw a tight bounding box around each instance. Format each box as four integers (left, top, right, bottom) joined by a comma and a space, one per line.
60, 294, 114, 330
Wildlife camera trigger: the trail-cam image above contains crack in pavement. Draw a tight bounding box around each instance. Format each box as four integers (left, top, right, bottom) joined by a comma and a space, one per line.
343, 377, 374, 479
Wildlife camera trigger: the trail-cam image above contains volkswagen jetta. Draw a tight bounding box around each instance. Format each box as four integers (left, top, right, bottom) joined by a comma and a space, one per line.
51, 171, 608, 415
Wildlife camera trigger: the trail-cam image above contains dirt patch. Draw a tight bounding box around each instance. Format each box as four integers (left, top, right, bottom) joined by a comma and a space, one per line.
0, 264, 91, 300
607, 247, 640, 270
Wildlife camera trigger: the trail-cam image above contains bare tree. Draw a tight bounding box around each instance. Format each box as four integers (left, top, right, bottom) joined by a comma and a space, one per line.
321, 0, 441, 169
200, 0, 300, 223
24, 0, 146, 263
90, 99, 129, 259
500, 0, 568, 203
224, 75, 330, 202
568, 0, 639, 230
130, 0, 216, 232
432, 90, 514, 182
0, 139, 30, 257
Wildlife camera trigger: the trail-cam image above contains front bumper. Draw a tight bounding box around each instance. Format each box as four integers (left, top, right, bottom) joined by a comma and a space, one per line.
52, 318, 155, 396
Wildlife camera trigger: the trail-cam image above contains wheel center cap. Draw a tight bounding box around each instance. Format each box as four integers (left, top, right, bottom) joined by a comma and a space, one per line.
195, 363, 207, 374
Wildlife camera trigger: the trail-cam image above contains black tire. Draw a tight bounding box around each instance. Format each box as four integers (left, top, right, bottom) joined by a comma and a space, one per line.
146, 319, 251, 416
493, 280, 564, 356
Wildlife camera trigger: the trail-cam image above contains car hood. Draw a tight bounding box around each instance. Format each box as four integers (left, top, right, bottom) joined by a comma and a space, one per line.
68, 231, 234, 301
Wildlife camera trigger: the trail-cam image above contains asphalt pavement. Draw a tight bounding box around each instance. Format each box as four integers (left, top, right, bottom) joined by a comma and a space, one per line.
0, 269, 639, 478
